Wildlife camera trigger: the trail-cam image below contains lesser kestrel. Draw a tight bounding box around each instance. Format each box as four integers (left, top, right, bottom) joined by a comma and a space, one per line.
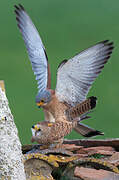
14, 5, 114, 146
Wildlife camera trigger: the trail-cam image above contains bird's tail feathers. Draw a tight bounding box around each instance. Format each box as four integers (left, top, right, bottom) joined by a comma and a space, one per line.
65, 96, 97, 121
74, 122, 104, 137
79, 112, 91, 121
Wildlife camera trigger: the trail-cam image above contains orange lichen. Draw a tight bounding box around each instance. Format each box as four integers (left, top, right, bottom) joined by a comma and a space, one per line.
48, 154, 78, 163
24, 153, 59, 167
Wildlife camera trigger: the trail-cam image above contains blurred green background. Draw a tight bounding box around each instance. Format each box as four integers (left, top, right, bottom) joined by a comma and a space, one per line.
0, 0, 119, 145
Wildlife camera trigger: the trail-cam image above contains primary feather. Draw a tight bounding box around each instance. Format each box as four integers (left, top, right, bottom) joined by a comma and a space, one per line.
56, 40, 114, 106
15, 4, 48, 93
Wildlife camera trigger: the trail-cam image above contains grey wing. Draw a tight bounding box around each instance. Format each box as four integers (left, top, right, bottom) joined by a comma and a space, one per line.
56, 40, 114, 106
15, 4, 48, 93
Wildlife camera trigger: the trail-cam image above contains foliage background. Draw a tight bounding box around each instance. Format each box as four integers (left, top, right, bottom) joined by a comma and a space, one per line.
0, 0, 119, 144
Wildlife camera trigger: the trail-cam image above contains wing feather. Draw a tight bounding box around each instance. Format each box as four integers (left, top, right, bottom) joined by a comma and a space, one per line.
56, 40, 114, 105
15, 4, 49, 93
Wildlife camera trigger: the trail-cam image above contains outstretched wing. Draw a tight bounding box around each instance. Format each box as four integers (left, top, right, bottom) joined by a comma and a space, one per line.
56, 40, 114, 106
14, 4, 50, 93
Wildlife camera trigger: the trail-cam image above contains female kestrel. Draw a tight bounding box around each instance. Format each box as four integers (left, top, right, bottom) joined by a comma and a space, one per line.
14, 5, 114, 146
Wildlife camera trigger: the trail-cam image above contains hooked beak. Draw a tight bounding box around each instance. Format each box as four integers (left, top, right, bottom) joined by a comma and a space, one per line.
37, 101, 44, 108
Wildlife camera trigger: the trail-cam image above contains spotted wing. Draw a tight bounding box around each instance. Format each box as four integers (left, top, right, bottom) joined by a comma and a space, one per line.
15, 4, 48, 93
56, 40, 114, 106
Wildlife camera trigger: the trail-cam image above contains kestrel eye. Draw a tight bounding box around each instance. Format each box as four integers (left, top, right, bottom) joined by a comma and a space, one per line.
41, 99, 44, 103
37, 128, 41, 132
32, 125, 35, 129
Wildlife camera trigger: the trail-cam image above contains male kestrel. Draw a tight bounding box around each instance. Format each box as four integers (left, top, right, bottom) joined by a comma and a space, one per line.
14, 5, 114, 146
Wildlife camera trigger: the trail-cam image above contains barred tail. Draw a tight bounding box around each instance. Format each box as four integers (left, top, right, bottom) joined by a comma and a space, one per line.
65, 96, 97, 121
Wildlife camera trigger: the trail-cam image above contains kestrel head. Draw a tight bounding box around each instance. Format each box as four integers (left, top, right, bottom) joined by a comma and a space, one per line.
31, 124, 43, 143
31, 122, 53, 144
31, 123, 44, 136
35, 90, 52, 108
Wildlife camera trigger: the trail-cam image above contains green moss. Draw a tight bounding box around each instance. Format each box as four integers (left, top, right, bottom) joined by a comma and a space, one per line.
89, 154, 105, 159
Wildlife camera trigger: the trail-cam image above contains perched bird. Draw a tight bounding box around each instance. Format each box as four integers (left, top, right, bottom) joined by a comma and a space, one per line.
14, 4, 114, 146
31, 96, 98, 147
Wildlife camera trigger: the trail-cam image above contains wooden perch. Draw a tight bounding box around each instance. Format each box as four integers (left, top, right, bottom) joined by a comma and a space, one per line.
0, 81, 26, 180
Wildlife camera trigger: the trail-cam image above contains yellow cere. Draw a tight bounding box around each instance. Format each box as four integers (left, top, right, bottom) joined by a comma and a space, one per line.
37, 101, 44, 107
34, 125, 40, 131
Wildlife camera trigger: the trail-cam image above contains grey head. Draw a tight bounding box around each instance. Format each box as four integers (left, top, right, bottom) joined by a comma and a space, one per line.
35, 90, 52, 107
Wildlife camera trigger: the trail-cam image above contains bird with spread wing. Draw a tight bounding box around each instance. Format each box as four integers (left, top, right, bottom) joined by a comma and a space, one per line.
14, 4, 114, 147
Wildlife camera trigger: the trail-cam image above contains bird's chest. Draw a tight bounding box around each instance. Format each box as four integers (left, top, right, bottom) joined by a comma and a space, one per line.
44, 97, 68, 120
41, 121, 76, 144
